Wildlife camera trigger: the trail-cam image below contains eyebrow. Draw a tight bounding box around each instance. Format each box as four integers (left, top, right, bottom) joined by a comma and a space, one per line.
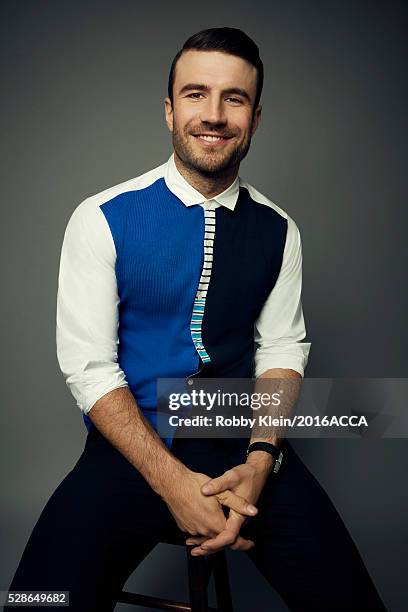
178, 83, 252, 103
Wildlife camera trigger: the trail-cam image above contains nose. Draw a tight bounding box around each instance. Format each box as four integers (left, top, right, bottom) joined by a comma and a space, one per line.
199, 96, 227, 126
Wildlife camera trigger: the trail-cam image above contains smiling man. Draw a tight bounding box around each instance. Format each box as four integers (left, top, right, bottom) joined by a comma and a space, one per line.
6, 28, 387, 612
166, 48, 260, 182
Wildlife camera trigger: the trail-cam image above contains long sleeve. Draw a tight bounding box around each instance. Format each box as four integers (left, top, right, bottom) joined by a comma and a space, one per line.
254, 216, 311, 378
56, 198, 128, 413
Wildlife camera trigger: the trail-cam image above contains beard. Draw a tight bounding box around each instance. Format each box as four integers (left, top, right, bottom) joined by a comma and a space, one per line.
172, 119, 253, 177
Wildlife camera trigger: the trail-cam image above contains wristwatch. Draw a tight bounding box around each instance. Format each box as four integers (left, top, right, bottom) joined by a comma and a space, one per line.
246, 441, 283, 474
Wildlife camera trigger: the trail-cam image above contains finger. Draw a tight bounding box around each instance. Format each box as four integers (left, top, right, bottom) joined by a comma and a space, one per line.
196, 514, 245, 554
191, 529, 238, 555
228, 510, 256, 551
185, 536, 208, 546
230, 536, 255, 551
201, 470, 239, 495
191, 534, 255, 556
216, 490, 257, 516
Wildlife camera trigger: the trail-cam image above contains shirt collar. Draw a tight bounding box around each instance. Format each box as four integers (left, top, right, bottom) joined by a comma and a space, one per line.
164, 153, 240, 211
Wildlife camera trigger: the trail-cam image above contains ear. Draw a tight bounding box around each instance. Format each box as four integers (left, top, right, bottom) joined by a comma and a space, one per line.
164, 97, 174, 132
251, 105, 262, 136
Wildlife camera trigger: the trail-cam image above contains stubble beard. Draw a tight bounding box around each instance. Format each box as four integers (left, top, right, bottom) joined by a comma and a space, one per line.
172, 121, 252, 178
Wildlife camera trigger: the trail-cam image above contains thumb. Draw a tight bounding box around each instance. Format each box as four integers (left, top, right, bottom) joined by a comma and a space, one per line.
201, 470, 238, 495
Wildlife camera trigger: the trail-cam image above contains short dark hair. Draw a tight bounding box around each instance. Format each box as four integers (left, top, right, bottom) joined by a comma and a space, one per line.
168, 27, 264, 110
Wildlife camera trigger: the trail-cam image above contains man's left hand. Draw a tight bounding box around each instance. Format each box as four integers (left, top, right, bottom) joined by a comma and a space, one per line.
186, 459, 273, 555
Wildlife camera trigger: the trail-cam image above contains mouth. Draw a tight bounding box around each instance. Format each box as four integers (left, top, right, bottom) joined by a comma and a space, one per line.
192, 133, 233, 147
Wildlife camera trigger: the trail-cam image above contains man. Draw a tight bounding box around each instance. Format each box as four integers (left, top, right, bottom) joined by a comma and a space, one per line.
6, 27, 386, 611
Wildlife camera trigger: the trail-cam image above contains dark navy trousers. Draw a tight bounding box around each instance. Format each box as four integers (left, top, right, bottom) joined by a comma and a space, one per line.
6, 427, 387, 611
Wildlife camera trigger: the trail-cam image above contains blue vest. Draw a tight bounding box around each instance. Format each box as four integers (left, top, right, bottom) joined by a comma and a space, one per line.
83, 177, 287, 433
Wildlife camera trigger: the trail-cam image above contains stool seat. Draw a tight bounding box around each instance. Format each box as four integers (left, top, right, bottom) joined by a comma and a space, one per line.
117, 533, 233, 611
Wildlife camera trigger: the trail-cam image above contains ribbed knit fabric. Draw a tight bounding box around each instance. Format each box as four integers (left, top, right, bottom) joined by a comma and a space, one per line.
80, 178, 288, 433
101, 178, 204, 406
56, 155, 311, 442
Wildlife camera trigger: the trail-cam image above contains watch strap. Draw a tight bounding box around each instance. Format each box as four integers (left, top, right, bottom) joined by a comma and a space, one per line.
246, 441, 280, 459
246, 441, 284, 474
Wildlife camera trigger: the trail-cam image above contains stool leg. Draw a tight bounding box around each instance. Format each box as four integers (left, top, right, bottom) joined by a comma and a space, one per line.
186, 547, 208, 612
213, 552, 233, 612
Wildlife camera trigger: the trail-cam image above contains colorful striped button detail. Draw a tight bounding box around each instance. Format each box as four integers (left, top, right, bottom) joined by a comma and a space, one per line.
190, 204, 216, 363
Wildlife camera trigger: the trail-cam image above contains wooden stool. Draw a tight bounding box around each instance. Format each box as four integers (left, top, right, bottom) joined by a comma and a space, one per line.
117, 535, 233, 612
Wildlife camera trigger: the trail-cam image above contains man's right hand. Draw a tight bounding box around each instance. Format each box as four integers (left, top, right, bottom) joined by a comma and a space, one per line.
163, 468, 257, 550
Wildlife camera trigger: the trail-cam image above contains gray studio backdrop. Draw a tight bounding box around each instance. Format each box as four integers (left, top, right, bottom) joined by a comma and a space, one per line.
1, 1, 407, 611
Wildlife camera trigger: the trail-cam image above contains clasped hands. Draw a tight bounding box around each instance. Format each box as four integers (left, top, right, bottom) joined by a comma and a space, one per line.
165, 458, 272, 556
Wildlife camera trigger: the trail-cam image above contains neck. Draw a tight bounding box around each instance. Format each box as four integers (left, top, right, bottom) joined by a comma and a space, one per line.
173, 152, 238, 199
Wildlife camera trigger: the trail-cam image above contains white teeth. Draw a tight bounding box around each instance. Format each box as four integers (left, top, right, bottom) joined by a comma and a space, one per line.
199, 135, 222, 141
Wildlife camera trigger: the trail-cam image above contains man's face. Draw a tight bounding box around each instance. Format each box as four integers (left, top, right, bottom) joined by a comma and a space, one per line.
165, 50, 261, 175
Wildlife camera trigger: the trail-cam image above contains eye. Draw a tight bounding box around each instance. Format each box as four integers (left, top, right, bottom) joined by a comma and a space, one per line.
187, 92, 205, 99
225, 97, 242, 104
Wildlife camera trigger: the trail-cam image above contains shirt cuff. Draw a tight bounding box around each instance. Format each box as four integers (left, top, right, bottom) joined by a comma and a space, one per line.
254, 343, 311, 379
64, 363, 129, 414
